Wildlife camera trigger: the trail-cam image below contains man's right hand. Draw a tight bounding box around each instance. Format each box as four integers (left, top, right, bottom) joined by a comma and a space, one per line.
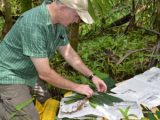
31, 57, 94, 98
73, 84, 94, 98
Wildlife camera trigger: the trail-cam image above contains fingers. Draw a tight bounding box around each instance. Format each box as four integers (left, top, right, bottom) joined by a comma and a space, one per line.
85, 88, 94, 98
93, 78, 107, 93
100, 82, 106, 92
100, 86, 107, 92
92, 76, 108, 92
86, 85, 94, 97
74, 80, 107, 98
95, 84, 100, 92
75, 84, 94, 98
101, 82, 107, 92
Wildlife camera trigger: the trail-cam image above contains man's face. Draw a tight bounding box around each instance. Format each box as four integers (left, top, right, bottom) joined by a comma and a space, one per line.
59, 6, 80, 26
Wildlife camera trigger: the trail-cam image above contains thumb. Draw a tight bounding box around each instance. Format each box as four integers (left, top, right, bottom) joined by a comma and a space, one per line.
95, 83, 100, 92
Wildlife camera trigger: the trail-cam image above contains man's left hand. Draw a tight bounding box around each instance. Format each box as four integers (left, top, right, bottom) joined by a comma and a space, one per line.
92, 76, 107, 92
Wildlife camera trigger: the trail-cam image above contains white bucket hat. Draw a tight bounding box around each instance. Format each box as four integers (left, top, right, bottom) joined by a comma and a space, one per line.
59, 0, 94, 24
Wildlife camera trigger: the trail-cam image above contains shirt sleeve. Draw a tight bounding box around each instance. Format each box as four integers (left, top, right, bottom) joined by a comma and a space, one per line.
20, 23, 48, 58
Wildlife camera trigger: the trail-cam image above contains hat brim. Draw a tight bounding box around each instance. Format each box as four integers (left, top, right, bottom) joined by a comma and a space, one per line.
77, 11, 94, 24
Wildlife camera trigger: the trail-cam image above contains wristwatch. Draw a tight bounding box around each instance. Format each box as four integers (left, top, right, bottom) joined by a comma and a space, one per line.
88, 73, 95, 80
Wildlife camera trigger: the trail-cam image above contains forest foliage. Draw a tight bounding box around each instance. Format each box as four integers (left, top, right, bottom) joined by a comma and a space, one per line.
0, 0, 160, 89
0, 0, 160, 119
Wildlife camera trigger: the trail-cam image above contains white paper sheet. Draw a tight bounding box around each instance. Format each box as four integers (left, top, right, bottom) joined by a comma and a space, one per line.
111, 67, 160, 109
58, 67, 160, 119
103, 101, 144, 120
58, 98, 106, 119
132, 67, 160, 88
58, 95, 143, 120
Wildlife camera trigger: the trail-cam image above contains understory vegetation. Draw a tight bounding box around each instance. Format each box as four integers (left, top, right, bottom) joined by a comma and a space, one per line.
51, 28, 158, 83
1, 0, 159, 97
0, 0, 160, 119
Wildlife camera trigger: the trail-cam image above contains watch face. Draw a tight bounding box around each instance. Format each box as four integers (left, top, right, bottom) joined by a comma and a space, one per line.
88, 74, 95, 80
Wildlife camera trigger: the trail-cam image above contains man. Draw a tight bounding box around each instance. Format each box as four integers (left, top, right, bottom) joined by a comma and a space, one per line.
0, 0, 107, 119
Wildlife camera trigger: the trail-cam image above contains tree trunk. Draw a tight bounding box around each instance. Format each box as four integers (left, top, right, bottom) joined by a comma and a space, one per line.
149, 1, 160, 67
124, 0, 136, 34
1, 0, 12, 38
68, 23, 79, 51
19, 0, 32, 14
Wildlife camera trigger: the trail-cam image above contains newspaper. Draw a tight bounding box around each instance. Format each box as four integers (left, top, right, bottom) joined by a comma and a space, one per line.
103, 101, 143, 120
58, 97, 106, 119
111, 67, 160, 109
58, 95, 143, 120
58, 67, 160, 119
134, 67, 160, 89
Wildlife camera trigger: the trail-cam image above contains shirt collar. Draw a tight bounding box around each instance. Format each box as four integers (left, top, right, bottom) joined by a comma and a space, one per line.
41, 2, 53, 26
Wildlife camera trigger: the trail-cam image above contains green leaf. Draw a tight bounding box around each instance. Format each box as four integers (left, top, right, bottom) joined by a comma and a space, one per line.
156, 111, 160, 119
10, 98, 34, 119
90, 95, 104, 106
88, 0, 98, 21
92, 0, 102, 13
118, 108, 127, 118
128, 114, 138, 119
64, 93, 85, 104
118, 106, 137, 120
94, 71, 116, 90
124, 106, 130, 116
100, 93, 123, 103
100, 0, 108, 14
89, 101, 97, 108
15, 98, 34, 111
89, 93, 123, 107
92, 94, 113, 106
79, 76, 96, 90
147, 113, 157, 120
102, 0, 112, 11
64, 98, 81, 104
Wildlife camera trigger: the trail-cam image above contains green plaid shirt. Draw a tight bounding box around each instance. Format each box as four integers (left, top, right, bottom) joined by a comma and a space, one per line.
0, 2, 69, 87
